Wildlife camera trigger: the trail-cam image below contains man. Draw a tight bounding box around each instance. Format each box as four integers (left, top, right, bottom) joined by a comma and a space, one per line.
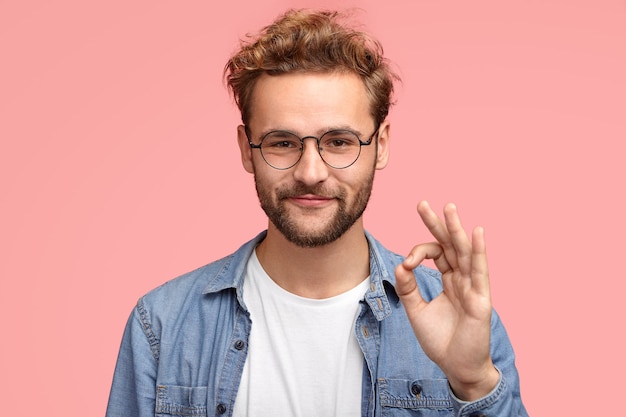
106, 9, 527, 417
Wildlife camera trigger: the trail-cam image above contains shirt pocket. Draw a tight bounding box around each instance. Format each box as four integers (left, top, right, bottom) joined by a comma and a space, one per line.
155, 385, 208, 417
378, 378, 453, 416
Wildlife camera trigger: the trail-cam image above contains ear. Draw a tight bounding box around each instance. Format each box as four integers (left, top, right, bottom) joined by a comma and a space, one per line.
237, 125, 255, 173
375, 120, 390, 170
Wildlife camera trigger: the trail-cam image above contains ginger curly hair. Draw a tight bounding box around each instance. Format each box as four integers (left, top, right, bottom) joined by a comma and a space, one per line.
224, 9, 399, 125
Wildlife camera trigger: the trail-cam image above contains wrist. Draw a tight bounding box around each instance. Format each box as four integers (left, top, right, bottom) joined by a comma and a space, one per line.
448, 365, 500, 402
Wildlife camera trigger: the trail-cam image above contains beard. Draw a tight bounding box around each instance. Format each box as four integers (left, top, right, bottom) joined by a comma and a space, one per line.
254, 170, 375, 248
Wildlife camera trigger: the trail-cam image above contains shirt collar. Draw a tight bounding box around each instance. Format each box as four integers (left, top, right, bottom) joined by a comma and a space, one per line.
201, 230, 397, 320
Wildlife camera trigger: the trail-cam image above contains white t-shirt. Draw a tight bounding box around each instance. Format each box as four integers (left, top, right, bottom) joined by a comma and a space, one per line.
233, 250, 369, 417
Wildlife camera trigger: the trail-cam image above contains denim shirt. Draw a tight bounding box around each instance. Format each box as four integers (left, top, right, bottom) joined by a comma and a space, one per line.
106, 231, 528, 417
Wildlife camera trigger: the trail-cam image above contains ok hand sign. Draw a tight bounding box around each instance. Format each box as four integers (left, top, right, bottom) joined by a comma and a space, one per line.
394, 201, 500, 401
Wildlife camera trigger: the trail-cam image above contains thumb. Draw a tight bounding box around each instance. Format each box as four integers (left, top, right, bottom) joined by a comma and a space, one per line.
395, 260, 426, 308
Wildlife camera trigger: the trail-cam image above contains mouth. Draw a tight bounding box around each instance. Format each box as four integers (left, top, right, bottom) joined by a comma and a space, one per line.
289, 194, 334, 207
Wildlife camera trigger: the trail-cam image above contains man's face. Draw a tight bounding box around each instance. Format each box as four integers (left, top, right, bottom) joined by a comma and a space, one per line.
238, 72, 389, 247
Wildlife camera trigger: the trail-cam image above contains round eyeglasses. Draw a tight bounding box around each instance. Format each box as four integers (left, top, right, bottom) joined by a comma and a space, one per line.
246, 125, 380, 170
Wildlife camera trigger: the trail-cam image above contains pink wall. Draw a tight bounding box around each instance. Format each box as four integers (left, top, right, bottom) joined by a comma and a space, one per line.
1, 1, 625, 415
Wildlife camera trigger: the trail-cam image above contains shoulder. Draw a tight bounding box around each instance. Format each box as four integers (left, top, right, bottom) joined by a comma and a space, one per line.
141, 256, 229, 306
137, 231, 265, 319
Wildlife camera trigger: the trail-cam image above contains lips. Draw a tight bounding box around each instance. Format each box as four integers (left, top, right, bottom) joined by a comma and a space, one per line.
295, 194, 332, 200
289, 194, 334, 207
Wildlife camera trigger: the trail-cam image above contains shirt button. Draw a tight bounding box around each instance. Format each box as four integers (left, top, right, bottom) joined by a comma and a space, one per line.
234, 340, 246, 350
216, 404, 227, 414
410, 382, 422, 396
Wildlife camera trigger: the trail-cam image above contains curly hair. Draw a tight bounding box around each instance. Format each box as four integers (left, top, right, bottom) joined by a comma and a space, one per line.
224, 9, 399, 125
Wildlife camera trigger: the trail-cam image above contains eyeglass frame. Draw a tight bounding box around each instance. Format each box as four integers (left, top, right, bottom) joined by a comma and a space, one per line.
245, 124, 381, 170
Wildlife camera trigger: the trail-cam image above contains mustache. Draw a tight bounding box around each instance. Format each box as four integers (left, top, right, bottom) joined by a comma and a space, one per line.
275, 184, 343, 200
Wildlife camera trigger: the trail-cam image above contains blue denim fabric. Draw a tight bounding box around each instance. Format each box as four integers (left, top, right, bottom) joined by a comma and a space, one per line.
106, 231, 528, 417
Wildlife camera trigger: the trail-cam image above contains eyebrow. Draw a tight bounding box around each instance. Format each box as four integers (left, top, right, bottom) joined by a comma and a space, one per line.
259, 125, 364, 138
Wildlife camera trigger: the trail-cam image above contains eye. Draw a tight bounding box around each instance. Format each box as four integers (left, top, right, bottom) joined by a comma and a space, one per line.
321, 131, 359, 149
273, 141, 296, 148
262, 132, 301, 149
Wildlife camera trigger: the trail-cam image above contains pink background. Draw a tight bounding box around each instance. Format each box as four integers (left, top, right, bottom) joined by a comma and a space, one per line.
1, 1, 625, 415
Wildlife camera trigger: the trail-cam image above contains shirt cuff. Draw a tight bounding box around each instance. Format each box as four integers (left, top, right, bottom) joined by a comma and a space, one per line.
449, 366, 506, 417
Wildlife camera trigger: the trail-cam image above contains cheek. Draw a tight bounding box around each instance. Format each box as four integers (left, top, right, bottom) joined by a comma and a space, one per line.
341, 167, 372, 188
344, 168, 375, 198
253, 167, 286, 192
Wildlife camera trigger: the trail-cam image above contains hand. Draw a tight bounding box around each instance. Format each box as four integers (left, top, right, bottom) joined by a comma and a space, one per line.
394, 201, 500, 401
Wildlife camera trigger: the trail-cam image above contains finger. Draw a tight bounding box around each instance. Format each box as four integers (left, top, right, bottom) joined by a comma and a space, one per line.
401, 242, 460, 302
417, 201, 459, 270
471, 226, 491, 295
402, 242, 451, 274
443, 203, 473, 276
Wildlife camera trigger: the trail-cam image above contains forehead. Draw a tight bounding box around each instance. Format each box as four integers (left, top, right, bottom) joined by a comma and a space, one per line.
247, 72, 373, 133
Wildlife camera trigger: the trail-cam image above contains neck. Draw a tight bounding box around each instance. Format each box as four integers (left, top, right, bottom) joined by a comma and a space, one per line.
255, 220, 370, 299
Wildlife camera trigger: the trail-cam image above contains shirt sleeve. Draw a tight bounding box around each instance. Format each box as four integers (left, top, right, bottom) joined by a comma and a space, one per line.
105, 298, 159, 417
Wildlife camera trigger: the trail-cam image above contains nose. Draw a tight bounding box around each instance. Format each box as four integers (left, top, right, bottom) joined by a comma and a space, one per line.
292, 137, 329, 185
